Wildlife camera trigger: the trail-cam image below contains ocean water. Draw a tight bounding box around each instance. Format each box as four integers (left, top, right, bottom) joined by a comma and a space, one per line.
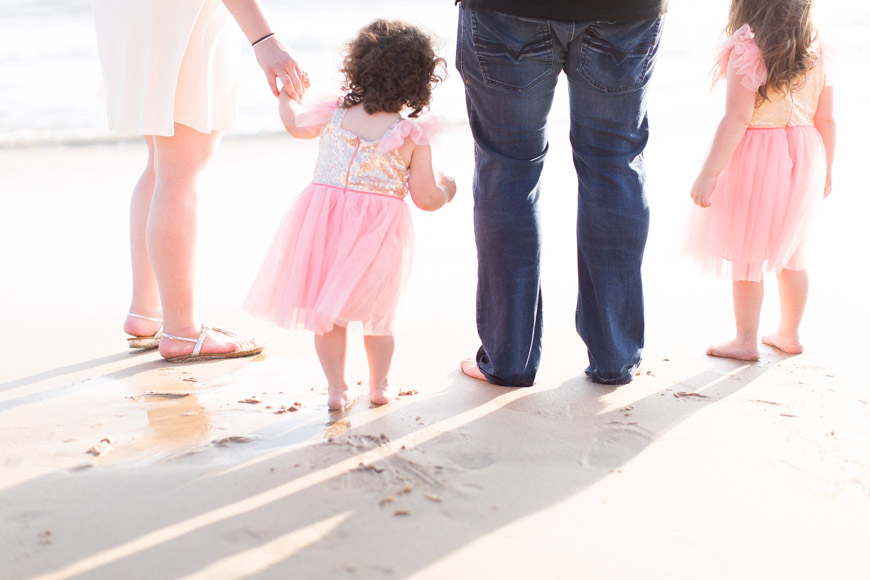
0, 1, 865, 148
0, 0, 462, 147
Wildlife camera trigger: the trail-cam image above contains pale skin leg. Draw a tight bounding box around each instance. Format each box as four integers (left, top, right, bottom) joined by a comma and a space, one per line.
364, 335, 398, 405
762, 268, 807, 354
123, 136, 162, 338
126, 123, 256, 358
315, 325, 361, 412
707, 279, 763, 361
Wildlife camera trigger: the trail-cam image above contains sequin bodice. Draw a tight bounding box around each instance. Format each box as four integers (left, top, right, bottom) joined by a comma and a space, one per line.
311, 108, 409, 199
750, 60, 826, 128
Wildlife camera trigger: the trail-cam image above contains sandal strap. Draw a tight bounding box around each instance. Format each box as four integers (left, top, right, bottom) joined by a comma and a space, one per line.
160, 325, 252, 359
128, 312, 163, 323
161, 324, 211, 358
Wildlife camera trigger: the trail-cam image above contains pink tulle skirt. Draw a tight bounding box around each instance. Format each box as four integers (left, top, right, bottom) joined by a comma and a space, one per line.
685, 125, 826, 281
245, 184, 413, 336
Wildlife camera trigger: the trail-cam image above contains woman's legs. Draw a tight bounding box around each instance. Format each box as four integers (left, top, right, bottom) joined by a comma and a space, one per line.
315, 326, 360, 411
124, 136, 162, 338
762, 268, 808, 354
707, 279, 763, 361
141, 123, 255, 358
364, 335, 397, 405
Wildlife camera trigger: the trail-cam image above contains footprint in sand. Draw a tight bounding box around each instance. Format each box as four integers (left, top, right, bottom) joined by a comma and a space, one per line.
578, 421, 653, 469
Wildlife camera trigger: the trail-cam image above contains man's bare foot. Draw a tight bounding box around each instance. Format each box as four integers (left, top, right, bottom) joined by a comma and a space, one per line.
369, 383, 398, 406
328, 386, 362, 412
460, 358, 487, 381
762, 334, 804, 354
706, 339, 760, 361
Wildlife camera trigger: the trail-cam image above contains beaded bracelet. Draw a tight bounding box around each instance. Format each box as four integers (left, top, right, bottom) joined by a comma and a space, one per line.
252, 32, 275, 48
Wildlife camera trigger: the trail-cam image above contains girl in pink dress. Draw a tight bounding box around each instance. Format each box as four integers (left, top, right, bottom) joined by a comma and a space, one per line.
686, 0, 836, 361
245, 20, 456, 411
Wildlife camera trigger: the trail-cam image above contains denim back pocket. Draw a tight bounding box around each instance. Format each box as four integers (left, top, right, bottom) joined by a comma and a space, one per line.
576, 18, 664, 94
466, 10, 554, 93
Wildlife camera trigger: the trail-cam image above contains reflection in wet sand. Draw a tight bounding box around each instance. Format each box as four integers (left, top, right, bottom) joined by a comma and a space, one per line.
139, 393, 211, 455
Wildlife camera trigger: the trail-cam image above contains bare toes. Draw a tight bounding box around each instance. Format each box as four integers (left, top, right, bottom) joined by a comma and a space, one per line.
328, 388, 361, 412
706, 342, 759, 362
762, 335, 803, 354
460, 358, 487, 381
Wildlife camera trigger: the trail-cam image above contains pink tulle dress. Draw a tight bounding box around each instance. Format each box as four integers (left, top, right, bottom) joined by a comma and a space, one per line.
685, 24, 829, 282
244, 99, 436, 336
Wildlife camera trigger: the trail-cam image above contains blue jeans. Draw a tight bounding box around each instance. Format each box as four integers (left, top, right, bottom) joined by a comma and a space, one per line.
457, 8, 664, 386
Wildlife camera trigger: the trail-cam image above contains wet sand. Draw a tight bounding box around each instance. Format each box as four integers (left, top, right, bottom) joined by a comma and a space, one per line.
3, 4, 870, 578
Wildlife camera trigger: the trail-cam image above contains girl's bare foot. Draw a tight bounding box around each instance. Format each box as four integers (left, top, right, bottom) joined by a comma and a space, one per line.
328, 386, 361, 412
369, 383, 398, 406
460, 358, 487, 381
762, 334, 804, 354
706, 339, 760, 361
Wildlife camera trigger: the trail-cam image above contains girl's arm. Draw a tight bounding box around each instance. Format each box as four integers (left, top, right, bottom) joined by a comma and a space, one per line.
690, 57, 758, 208
278, 91, 323, 139
408, 144, 456, 211
221, 0, 307, 101
813, 85, 836, 197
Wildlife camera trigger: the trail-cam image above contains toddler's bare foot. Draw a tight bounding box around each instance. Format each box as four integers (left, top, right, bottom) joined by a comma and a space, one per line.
369, 383, 398, 406
328, 386, 361, 413
460, 358, 487, 381
706, 339, 759, 362
762, 334, 804, 354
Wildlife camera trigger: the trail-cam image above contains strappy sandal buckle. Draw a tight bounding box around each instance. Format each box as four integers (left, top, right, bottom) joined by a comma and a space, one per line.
161, 325, 264, 363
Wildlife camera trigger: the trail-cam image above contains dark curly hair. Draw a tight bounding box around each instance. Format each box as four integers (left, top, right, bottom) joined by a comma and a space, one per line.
341, 19, 445, 118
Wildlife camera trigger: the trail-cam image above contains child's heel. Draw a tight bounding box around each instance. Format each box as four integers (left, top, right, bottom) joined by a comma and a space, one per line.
328, 385, 361, 413
369, 383, 398, 406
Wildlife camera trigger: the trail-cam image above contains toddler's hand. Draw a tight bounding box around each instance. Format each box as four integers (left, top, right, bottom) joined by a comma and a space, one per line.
690, 174, 716, 208
437, 172, 457, 203
823, 171, 832, 198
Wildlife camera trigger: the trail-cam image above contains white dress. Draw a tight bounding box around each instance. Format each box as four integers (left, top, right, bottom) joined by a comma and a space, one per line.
93, 0, 240, 136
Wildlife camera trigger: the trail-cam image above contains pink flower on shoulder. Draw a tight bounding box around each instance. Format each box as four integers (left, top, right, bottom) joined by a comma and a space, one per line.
714, 23, 768, 91
294, 94, 343, 128
377, 115, 441, 154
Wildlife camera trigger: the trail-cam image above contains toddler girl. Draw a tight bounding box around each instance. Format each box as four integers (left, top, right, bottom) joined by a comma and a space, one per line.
245, 19, 456, 411
686, 0, 835, 361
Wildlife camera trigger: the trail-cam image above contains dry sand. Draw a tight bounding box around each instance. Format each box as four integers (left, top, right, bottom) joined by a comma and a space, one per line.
2, 4, 870, 578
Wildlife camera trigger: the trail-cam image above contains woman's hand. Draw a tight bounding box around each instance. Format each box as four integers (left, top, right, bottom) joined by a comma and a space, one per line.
221, 0, 309, 100
254, 36, 308, 101
690, 173, 717, 208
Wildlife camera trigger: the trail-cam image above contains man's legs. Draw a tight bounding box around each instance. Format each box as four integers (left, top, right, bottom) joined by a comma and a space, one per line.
457, 8, 561, 386
564, 18, 665, 384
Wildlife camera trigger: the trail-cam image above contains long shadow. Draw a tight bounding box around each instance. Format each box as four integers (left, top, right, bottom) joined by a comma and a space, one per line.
0, 355, 184, 415
0, 352, 134, 394
0, 355, 784, 579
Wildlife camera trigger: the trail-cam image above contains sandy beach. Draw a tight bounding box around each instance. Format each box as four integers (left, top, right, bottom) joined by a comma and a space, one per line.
2, 2, 870, 579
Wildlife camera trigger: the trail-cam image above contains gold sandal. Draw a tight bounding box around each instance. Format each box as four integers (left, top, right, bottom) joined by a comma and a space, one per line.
160, 325, 264, 363
126, 312, 162, 350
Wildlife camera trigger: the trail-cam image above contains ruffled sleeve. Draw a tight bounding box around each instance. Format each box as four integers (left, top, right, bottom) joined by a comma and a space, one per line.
294, 94, 342, 128
714, 24, 767, 92
818, 39, 835, 87
377, 115, 441, 154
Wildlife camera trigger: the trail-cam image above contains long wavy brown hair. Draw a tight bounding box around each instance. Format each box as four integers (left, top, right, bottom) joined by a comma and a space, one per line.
341, 19, 445, 118
727, 0, 818, 102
